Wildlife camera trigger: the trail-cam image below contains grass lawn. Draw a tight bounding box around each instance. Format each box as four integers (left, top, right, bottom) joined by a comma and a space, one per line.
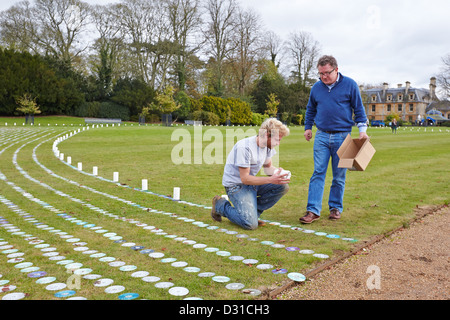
0, 117, 449, 300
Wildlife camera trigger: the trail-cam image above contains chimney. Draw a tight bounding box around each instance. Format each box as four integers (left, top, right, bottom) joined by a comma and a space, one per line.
382, 82, 388, 99
405, 81, 410, 95
429, 77, 436, 100
397, 84, 402, 88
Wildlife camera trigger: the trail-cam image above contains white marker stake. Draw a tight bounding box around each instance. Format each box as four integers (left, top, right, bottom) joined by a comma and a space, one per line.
93, 166, 98, 176
77, 162, 82, 171
142, 179, 148, 191
67, 156, 72, 165
59, 153, 64, 161
113, 172, 119, 182
173, 187, 180, 201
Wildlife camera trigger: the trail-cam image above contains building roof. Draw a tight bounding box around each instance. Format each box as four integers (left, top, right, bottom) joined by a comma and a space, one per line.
427, 100, 450, 112
363, 86, 431, 103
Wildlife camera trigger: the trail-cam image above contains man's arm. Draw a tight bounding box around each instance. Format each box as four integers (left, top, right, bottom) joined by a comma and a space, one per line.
351, 81, 369, 140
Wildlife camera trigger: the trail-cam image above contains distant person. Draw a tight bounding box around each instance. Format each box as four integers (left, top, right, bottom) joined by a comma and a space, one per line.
391, 118, 398, 134
211, 118, 290, 230
301, 55, 369, 224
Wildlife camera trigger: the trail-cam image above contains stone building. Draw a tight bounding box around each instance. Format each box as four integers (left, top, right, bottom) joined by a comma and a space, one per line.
361, 78, 439, 123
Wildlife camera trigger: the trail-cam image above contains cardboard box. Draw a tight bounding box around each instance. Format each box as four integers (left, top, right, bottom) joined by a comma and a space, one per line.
337, 134, 375, 171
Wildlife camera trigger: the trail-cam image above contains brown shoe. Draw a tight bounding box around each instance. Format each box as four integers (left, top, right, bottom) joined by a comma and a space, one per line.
300, 211, 320, 224
258, 220, 266, 227
211, 195, 222, 222
329, 209, 341, 220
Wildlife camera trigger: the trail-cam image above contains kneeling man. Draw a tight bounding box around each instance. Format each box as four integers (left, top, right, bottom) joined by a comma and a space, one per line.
211, 118, 290, 230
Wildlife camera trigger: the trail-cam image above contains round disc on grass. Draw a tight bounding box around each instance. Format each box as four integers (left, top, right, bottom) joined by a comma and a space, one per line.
272, 268, 288, 274
168, 287, 189, 296
45, 283, 67, 291
225, 283, 245, 290
104, 285, 125, 294
118, 293, 139, 300
2, 292, 26, 300
54, 290, 76, 298
287, 272, 306, 282
212, 276, 230, 283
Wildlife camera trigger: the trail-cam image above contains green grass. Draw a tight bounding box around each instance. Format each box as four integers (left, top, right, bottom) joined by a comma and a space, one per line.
0, 117, 449, 300
0, 115, 87, 126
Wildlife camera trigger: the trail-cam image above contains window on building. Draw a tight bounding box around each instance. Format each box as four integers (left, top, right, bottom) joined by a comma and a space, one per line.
409, 104, 414, 112
398, 104, 402, 112
409, 94, 415, 100
387, 95, 392, 101
371, 105, 376, 112
409, 116, 412, 122
398, 94, 403, 101
371, 95, 377, 102
387, 104, 391, 112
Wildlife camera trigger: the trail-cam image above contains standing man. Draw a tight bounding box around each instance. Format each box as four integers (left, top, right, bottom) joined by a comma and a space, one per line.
300, 55, 369, 224
211, 118, 290, 230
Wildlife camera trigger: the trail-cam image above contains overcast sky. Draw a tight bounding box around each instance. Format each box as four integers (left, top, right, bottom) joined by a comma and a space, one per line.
1, 0, 449, 91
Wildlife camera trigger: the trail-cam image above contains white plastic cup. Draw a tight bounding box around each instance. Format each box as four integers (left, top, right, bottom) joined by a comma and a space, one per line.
173, 187, 180, 201
142, 179, 148, 191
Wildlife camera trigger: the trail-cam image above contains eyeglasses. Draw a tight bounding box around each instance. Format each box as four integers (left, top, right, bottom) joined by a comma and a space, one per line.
318, 68, 336, 77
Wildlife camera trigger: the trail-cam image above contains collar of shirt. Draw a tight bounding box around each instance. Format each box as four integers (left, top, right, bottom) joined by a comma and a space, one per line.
326, 73, 340, 90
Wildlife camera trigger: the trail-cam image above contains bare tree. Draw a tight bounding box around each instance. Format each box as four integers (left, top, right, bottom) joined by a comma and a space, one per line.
0, 1, 39, 54
0, 0, 91, 66
229, 7, 262, 96
90, 4, 124, 98
34, 0, 91, 65
113, 0, 174, 90
165, 0, 203, 92
262, 31, 284, 68
285, 30, 321, 86
203, 0, 237, 96
437, 53, 450, 99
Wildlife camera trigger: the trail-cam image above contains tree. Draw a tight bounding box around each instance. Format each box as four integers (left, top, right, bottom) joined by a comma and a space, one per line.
285, 30, 321, 87
16, 93, 41, 124
0, 48, 85, 116
0, 0, 92, 66
165, 0, 202, 92
114, 0, 173, 90
0, 1, 39, 54
110, 77, 156, 117
90, 4, 124, 100
203, 0, 237, 96
437, 53, 450, 99
251, 59, 287, 114
264, 93, 279, 118
149, 85, 181, 114
229, 7, 262, 96
262, 31, 284, 69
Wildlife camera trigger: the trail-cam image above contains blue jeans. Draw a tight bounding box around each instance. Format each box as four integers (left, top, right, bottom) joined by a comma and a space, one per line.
215, 184, 289, 230
307, 130, 350, 216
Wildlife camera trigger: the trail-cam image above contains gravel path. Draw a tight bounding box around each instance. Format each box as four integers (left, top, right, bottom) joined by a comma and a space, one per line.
278, 205, 449, 300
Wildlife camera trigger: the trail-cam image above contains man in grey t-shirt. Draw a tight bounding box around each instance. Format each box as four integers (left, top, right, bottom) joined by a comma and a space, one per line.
211, 118, 291, 230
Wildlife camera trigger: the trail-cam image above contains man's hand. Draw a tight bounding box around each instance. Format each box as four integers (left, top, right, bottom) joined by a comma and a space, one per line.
269, 168, 290, 185
359, 132, 369, 140
304, 129, 313, 141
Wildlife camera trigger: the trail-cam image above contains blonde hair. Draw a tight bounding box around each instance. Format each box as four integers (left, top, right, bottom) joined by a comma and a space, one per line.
259, 118, 290, 138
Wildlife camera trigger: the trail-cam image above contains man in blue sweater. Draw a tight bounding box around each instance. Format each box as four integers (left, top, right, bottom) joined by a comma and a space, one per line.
300, 55, 369, 224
